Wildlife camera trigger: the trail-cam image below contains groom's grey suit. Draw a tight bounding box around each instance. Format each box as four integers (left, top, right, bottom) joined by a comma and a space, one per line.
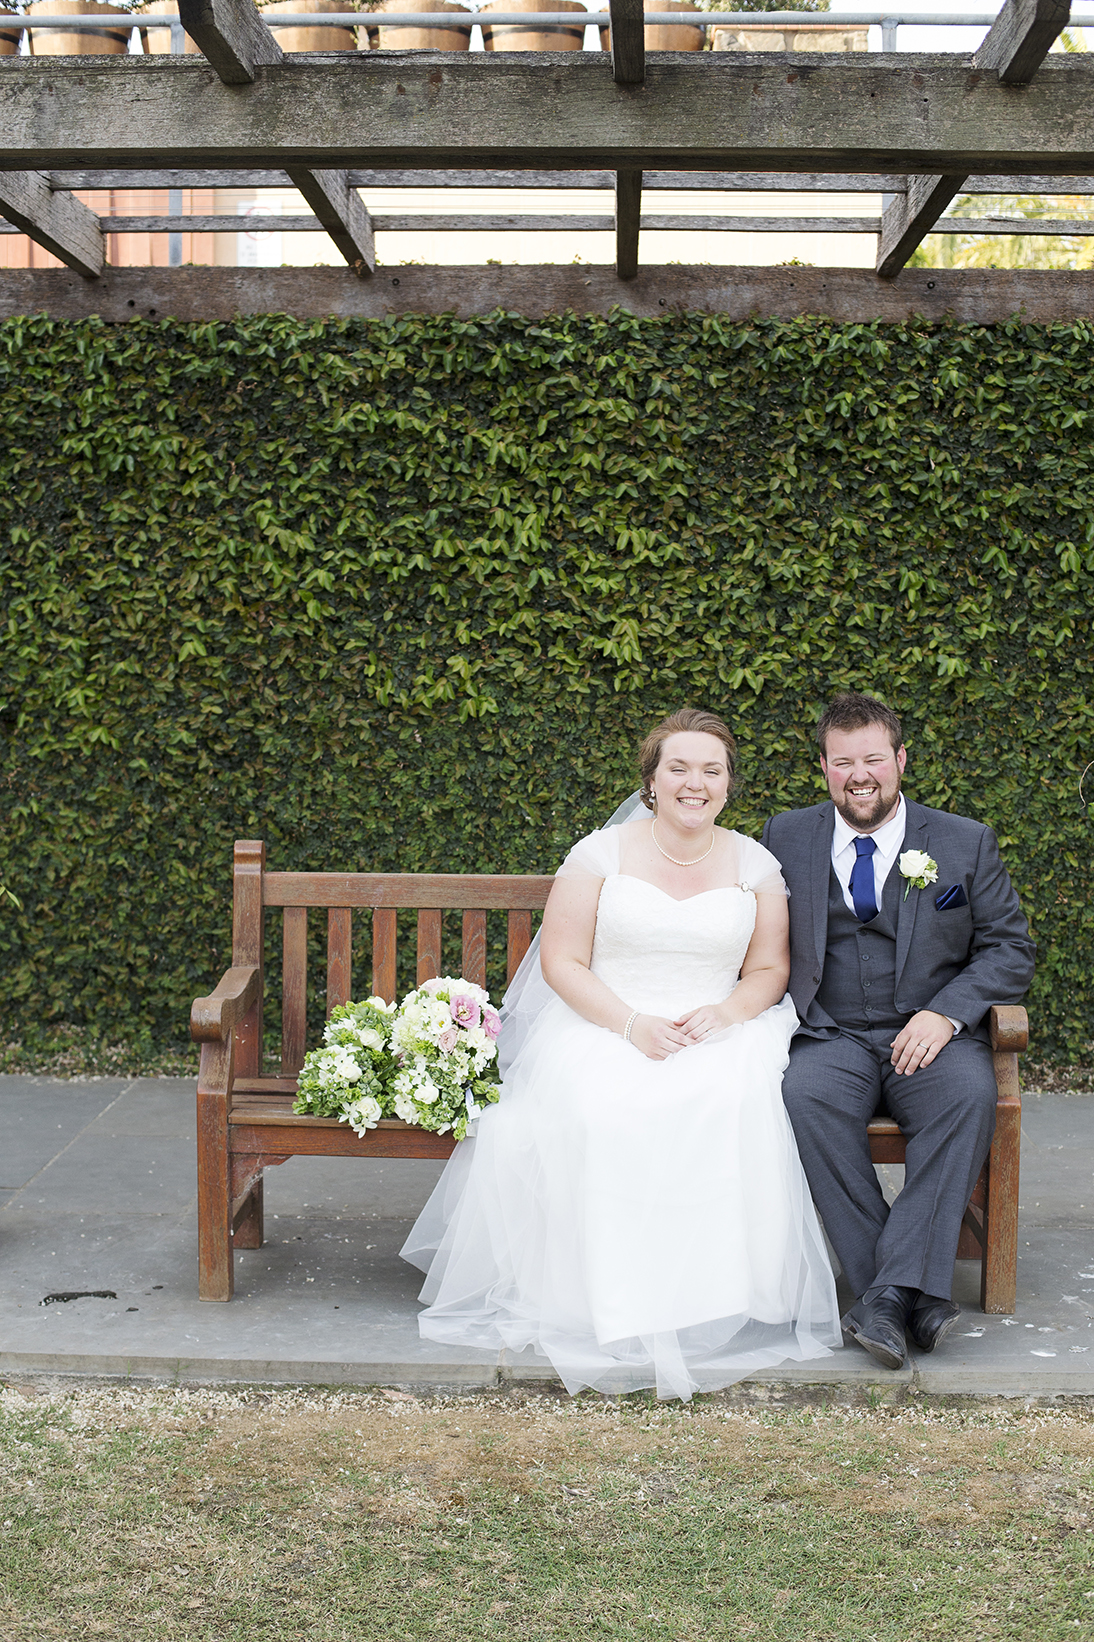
762, 797, 1034, 1302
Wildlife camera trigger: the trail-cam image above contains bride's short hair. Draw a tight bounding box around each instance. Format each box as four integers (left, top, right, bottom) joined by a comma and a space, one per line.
638, 709, 737, 811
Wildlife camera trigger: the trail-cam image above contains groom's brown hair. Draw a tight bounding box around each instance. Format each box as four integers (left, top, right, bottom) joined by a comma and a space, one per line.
816, 691, 903, 757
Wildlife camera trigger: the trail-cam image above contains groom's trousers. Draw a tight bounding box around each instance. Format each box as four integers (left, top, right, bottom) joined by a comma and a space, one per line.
781, 1027, 998, 1302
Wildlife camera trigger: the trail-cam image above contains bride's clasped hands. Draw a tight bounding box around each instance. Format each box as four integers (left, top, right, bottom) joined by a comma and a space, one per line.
401, 706, 841, 1401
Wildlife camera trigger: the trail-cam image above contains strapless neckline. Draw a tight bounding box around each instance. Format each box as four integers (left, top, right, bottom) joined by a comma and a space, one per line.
592, 874, 759, 1016
616, 874, 748, 906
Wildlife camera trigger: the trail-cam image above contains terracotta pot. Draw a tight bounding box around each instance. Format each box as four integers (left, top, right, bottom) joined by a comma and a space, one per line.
480, 0, 587, 53
600, 0, 703, 54
710, 20, 868, 51
142, 0, 200, 53
28, 0, 133, 55
263, 0, 360, 52
0, 11, 22, 53
372, 0, 470, 50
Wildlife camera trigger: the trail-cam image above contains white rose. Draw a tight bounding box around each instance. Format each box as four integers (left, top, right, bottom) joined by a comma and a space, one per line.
463, 1025, 488, 1053
899, 850, 938, 884
345, 1096, 382, 1134
356, 1027, 384, 1052
415, 1077, 440, 1106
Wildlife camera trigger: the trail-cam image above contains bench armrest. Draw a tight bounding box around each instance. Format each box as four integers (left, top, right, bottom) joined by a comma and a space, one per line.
990, 1004, 1028, 1054
191, 965, 261, 1044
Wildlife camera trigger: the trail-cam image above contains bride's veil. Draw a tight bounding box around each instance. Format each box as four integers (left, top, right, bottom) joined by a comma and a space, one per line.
497, 789, 646, 1079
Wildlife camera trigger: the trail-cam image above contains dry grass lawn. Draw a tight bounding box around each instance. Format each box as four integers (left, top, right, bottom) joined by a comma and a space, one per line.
0, 1383, 1092, 1640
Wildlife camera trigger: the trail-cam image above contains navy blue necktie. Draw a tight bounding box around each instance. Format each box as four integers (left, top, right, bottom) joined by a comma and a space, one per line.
850, 835, 878, 922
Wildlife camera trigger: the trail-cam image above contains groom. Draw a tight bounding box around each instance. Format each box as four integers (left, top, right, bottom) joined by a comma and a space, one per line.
762, 692, 1034, 1370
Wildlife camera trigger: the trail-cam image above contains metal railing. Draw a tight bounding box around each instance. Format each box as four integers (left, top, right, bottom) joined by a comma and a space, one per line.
10, 7, 1094, 32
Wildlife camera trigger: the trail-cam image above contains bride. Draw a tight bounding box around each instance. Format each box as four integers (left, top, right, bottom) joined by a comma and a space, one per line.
401, 708, 840, 1400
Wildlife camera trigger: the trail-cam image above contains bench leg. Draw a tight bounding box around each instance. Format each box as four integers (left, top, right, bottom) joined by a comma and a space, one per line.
197, 1040, 234, 1302
958, 1173, 986, 1262
233, 1174, 264, 1249
982, 1055, 1022, 1314
229, 1153, 288, 1255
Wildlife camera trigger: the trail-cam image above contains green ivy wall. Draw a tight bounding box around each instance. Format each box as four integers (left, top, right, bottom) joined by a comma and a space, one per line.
0, 310, 1090, 1059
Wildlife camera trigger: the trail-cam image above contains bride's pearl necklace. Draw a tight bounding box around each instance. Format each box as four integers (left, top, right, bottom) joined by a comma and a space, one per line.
651, 819, 716, 868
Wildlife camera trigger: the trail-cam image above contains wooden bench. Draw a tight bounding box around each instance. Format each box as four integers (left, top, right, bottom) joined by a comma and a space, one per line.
192, 840, 1027, 1313
867, 1003, 1027, 1315
190, 840, 553, 1301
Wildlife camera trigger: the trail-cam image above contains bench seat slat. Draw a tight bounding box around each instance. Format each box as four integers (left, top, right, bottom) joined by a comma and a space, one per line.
229, 1120, 456, 1160
230, 1105, 414, 1129
264, 871, 554, 909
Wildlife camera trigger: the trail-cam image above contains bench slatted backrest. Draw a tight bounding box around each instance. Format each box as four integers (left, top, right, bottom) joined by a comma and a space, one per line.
231, 842, 555, 1079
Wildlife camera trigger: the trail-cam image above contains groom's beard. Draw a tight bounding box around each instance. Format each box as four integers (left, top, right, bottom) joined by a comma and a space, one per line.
833, 773, 902, 832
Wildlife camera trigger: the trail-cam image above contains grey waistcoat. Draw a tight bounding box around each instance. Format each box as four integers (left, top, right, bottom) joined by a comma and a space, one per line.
808, 864, 908, 1033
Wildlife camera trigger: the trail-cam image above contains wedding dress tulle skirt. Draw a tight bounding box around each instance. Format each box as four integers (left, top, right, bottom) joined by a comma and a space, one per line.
401, 992, 840, 1400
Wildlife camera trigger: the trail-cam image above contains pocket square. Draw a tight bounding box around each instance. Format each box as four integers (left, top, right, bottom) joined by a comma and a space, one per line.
935, 884, 969, 911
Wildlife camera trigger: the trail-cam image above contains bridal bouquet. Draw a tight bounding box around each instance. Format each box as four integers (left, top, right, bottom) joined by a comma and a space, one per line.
293, 996, 396, 1137
389, 976, 502, 1141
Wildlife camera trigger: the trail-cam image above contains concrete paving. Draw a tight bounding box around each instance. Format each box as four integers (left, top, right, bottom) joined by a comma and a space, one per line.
0, 1074, 1091, 1397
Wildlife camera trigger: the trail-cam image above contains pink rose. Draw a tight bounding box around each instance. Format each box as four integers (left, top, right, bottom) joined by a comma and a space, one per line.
450, 994, 482, 1029
438, 1027, 459, 1054
482, 1007, 501, 1042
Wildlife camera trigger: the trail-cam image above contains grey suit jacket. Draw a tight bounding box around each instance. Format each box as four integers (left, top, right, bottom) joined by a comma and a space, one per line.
761, 798, 1035, 1041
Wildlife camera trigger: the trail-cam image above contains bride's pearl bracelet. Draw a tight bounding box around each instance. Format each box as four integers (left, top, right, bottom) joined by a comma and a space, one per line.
623, 1010, 639, 1044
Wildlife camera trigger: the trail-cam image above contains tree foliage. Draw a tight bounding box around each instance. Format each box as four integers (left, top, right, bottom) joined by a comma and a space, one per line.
0, 309, 1090, 1059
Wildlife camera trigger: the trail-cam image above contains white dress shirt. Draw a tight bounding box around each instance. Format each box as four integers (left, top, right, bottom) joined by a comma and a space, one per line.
830, 794, 962, 1034
831, 794, 907, 914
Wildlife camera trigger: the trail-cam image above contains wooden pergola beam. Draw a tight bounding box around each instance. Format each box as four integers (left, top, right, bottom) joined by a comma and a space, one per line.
177, 0, 281, 85
42, 169, 1094, 196
974, 0, 1071, 83
0, 171, 103, 278
615, 169, 642, 278
877, 172, 968, 279
51, 167, 912, 193
284, 166, 375, 274
8, 264, 1094, 328
608, 0, 644, 277
12, 211, 1094, 236
4, 55, 1094, 175
877, 0, 1069, 278
1, 210, 884, 234
178, 0, 371, 269
610, 0, 644, 86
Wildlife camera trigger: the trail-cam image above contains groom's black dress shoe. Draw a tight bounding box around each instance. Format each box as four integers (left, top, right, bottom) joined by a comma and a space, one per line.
841, 1286, 916, 1370
907, 1293, 961, 1353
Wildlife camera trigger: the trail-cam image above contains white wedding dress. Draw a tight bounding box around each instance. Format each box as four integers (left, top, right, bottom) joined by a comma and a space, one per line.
401, 824, 840, 1400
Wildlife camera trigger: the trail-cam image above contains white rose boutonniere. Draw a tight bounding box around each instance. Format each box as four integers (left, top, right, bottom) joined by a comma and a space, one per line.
898, 849, 939, 900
